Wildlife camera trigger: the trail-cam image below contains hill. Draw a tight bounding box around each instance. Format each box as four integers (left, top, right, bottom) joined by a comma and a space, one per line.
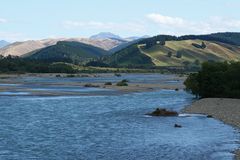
0, 38, 123, 57
91, 32, 240, 68
140, 40, 240, 66
0, 40, 46, 57
26, 41, 110, 63
104, 45, 154, 68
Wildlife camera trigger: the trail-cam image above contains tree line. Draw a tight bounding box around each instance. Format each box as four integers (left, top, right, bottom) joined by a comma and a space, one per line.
184, 61, 240, 98
0, 56, 77, 73
139, 32, 240, 48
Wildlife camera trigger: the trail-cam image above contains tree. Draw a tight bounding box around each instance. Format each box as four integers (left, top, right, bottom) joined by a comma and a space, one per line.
194, 59, 200, 65
167, 52, 172, 58
176, 52, 182, 58
184, 73, 199, 98
159, 41, 165, 46
184, 61, 240, 98
145, 40, 156, 49
201, 42, 206, 49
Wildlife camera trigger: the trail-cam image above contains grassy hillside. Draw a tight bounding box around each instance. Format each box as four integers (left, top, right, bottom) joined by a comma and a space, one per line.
89, 39, 240, 69
26, 41, 109, 63
85, 32, 240, 69
141, 40, 240, 67
105, 45, 154, 68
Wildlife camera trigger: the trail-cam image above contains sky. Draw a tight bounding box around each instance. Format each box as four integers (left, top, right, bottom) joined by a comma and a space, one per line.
0, 0, 240, 42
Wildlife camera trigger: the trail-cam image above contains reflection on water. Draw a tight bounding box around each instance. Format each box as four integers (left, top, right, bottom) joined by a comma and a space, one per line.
0, 91, 30, 95
0, 89, 239, 160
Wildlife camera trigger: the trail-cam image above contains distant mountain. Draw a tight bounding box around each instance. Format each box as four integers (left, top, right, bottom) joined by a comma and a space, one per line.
90, 32, 148, 42
125, 35, 150, 41
0, 40, 10, 48
25, 41, 109, 63
90, 32, 123, 40
0, 38, 123, 57
109, 38, 145, 53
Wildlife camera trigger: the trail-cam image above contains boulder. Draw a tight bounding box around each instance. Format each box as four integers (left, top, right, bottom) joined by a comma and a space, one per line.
174, 124, 182, 128
147, 108, 178, 117
207, 115, 213, 118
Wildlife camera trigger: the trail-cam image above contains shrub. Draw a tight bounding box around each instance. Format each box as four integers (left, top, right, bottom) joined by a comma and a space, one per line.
176, 52, 182, 58
201, 42, 206, 49
84, 83, 100, 88
167, 52, 172, 58
114, 73, 121, 77
104, 82, 112, 85
194, 59, 200, 65
192, 42, 206, 49
66, 74, 76, 78
116, 80, 128, 86
121, 79, 129, 83
56, 74, 61, 78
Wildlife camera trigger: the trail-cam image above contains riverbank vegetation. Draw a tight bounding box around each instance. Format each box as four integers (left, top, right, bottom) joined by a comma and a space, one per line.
0, 56, 190, 74
184, 61, 240, 98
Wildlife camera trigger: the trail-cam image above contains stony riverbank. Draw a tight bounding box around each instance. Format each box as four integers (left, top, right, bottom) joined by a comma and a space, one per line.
183, 98, 240, 160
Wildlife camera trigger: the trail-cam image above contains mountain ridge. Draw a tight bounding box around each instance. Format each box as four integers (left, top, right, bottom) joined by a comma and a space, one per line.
0, 37, 123, 57
25, 41, 109, 63
0, 40, 10, 48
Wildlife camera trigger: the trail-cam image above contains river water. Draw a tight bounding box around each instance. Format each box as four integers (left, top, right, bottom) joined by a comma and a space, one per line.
0, 74, 239, 160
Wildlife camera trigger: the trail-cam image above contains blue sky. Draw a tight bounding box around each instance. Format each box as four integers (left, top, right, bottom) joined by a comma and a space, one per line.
0, 0, 240, 41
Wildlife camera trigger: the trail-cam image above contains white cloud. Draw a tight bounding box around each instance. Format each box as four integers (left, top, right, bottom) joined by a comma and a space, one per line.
63, 20, 146, 34
147, 13, 240, 35
0, 18, 7, 23
147, 14, 185, 27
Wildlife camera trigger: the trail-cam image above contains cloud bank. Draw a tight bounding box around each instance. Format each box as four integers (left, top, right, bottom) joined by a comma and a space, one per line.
63, 20, 146, 34
147, 13, 240, 35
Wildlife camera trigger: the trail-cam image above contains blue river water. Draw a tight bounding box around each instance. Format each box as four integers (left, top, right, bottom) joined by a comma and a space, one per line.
0, 75, 239, 160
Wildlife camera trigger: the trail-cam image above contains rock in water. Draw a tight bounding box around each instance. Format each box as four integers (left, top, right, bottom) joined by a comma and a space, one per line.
147, 108, 178, 117
174, 124, 182, 128
207, 115, 213, 118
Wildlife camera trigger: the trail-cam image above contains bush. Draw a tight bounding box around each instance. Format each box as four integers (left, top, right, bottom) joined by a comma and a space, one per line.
184, 61, 240, 98
176, 52, 182, 58
121, 79, 129, 83
56, 74, 61, 78
84, 83, 100, 88
192, 42, 206, 49
104, 82, 112, 85
114, 73, 121, 77
167, 52, 172, 58
66, 74, 76, 78
116, 80, 128, 86
194, 59, 200, 65
201, 42, 206, 49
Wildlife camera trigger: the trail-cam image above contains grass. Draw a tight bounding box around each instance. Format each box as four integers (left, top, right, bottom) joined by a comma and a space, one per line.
139, 40, 240, 67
